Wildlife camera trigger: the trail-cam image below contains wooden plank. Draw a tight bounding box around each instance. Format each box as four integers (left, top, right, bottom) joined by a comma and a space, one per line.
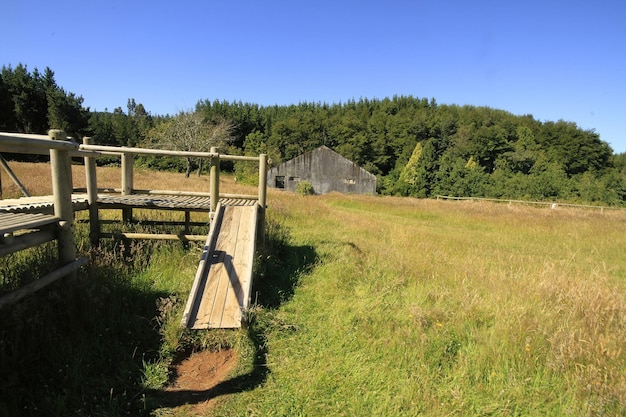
97, 194, 213, 211
182, 204, 258, 329
221, 206, 256, 326
0, 257, 88, 308
180, 204, 224, 328
239, 205, 258, 312
210, 205, 244, 328
0, 194, 252, 214
0, 228, 56, 256
0, 212, 59, 234
0, 194, 89, 213
194, 205, 240, 328
189, 207, 232, 328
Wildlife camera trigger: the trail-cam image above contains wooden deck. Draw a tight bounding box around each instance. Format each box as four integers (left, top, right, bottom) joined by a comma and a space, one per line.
181, 203, 258, 329
1, 195, 261, 326
0, 195, 89, 213
0, 212, 60, 257
0, 194, 256, 213
0, 212, 60, 234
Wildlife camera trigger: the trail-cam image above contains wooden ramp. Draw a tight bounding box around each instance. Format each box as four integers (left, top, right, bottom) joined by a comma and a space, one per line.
181, 203, 258, 329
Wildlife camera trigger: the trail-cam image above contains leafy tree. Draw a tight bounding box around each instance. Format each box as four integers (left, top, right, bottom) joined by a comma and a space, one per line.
398, 139, 439, 197
147, 110, 234, 177
0, 64, 88, 137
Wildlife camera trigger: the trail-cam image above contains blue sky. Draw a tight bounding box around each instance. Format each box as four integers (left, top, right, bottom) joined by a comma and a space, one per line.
3, 1, 626, 152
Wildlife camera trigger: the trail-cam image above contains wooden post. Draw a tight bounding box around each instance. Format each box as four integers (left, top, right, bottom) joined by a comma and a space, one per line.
121, 151, 134, 222
48, 129, 76, 266
257, 153, 267, 244
83, 137, 100, 246
0, 153, 31, 197
210, 147, 220, 213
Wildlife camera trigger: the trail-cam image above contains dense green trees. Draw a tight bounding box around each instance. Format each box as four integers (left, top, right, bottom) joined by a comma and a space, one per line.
0, 64, 88, 138
195, 97, 624, 205
2, 64, 625, 205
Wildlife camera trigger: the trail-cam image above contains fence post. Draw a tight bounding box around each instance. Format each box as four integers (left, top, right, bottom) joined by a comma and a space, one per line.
257, 153, 267, 244
83, 137, 100, 246
48, 129, 76, 267
210, 147, 220, 213
121, 151, 134, 222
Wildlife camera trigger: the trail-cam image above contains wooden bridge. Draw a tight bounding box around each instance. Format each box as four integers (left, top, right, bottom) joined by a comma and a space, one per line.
0, 131, 267, 329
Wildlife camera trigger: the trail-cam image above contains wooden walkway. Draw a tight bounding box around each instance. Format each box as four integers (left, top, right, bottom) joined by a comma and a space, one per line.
181, 203, 258, 329
0, 212, 60, 257
0, 194, 257, 213
1, 194, 261, 328
0, 133, 267, 315
0, 195, 89, 213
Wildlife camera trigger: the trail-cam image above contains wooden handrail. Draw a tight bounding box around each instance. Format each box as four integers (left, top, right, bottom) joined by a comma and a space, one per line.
0, 132, 78, 151
79, 143, 260, 161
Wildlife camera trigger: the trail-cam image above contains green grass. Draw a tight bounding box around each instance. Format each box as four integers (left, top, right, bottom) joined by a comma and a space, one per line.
209, 194, 626, 416
1, 191, 625, 416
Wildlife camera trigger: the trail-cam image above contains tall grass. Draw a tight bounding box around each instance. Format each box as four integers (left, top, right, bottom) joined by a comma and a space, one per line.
2, 161, 625, 416
211, 194, 626, 416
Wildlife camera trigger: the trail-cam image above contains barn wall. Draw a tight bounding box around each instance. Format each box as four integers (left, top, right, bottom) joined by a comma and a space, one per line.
267, 146, 376, 195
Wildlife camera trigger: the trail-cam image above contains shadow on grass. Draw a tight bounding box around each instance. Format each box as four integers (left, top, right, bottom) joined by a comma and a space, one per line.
0, 246, 169, 417
149, 221, 318, 410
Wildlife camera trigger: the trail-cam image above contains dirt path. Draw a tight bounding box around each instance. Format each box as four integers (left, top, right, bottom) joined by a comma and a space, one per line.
154, 349, 238, 415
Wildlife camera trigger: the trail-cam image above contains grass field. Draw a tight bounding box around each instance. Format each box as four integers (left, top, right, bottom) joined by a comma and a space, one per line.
1, 161, 625, 416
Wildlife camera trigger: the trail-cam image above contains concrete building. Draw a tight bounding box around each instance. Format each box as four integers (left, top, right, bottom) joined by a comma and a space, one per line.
267, 146, 376, 195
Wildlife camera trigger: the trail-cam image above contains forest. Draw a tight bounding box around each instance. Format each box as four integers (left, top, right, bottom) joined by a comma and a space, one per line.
2, 63, 626, 205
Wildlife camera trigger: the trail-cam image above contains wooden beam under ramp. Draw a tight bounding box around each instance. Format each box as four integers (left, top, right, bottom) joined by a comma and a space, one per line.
181, 203, 258, 329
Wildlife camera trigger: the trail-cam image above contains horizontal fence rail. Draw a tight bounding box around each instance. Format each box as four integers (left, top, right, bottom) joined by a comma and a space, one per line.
79, 143, 261, 161
0, 132, 100, 157
435, 195, 626, 212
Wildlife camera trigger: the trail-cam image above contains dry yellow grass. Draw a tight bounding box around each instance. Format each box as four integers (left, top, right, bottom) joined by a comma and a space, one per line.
219, 191, 626, 415
1, 160, 255, 198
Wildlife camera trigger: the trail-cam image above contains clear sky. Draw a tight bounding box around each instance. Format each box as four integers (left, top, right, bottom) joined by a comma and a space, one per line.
3, 0, 626, 152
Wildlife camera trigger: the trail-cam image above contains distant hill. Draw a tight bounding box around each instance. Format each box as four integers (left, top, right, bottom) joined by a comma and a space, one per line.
2, 64, 624, 205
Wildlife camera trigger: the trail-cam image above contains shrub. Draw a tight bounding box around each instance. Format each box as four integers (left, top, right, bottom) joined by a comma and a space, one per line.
296, 181, 314, 195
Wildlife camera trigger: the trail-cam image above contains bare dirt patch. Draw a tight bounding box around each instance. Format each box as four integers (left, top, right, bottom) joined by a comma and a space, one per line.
155, 349, 238, 415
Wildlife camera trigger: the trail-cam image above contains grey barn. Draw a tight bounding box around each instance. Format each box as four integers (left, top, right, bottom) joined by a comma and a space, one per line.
267, 146, 376, 195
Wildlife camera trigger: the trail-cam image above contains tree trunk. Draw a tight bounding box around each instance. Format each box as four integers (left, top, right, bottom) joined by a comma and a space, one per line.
197, 159, 203, 177
185, 157, 192, 178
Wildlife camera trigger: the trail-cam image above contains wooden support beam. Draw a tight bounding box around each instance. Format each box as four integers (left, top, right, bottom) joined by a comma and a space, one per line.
48, 130, 76, 267
0, 257, 88, 308
0, 153, 31, 197
0, 228, 56, 257
258, 153, 268, 245
121, 151, 134, 222
100, 232, 207, 241
83, 137, 100, 246
210, 146, 220, 213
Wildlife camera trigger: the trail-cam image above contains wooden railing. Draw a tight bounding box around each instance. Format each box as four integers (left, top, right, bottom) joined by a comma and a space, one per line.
77, 141, 267, 243
0, 129, 268, 304
0, 130, 91, 306
78, 141, 267, 212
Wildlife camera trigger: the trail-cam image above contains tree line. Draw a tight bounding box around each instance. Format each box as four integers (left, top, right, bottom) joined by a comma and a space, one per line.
2, 64, 625, 205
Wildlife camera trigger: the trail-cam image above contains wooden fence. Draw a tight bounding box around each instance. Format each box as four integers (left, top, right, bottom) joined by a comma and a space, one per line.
77, 140, 267, 243
0, 131, 91, 307
435, 195, 625, 213
0, 130, 268, 305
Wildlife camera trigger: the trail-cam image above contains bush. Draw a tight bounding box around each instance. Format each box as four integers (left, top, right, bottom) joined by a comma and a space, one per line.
296, 181, 314, 196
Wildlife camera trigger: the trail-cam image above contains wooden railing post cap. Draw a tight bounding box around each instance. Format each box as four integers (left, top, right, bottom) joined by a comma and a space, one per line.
48, 129, 67, 141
